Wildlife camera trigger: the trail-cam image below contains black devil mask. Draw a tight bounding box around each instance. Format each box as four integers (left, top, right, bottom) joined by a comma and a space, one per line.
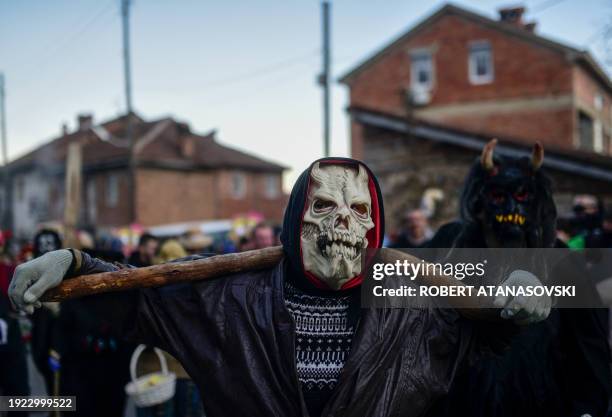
460, 139, 557, 248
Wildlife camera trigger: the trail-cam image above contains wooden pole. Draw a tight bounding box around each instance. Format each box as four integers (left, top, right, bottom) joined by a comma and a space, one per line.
42, 246, 284, 302
63, 143, 82, 249
41, 247, 498, 320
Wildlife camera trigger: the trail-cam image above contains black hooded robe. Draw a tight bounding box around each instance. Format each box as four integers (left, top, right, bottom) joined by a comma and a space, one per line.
425, 221, 611, 417
56, 158, 510, 417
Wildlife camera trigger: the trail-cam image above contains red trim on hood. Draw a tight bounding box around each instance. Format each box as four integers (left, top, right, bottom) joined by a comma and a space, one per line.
299, 160, 382, 291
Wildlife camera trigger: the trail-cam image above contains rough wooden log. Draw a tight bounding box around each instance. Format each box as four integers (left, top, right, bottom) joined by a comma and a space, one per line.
41, 246, 285, 302
41, 246, 499, 320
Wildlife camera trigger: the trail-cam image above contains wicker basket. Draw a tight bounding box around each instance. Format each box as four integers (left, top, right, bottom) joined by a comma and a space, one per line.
125, 344, 177, 408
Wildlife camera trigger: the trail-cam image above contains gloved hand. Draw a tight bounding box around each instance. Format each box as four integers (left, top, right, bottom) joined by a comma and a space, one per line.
9, 249, 73, 314
493, 269, 552, 325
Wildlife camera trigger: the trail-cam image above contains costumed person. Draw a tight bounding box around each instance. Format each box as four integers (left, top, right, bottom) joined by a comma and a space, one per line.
426, 140, 611, 417
11, 158, 551, 417
137, 239, 205, 417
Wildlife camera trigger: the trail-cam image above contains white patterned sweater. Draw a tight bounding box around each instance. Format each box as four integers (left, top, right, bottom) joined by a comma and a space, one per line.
283, 280, 358, 417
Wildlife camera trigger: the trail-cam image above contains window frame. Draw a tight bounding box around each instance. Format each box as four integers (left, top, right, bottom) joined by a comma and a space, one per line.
230, 171, 247, 199
468, 41, 494, 85
409, 48, 434, 91
264, 174, 279, 199
106, 173, 119, 208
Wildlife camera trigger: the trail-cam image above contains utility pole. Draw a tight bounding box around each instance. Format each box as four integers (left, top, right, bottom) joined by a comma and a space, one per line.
319, 1, 331, 157
121, 0, 136, 230
0, 73, 11, 235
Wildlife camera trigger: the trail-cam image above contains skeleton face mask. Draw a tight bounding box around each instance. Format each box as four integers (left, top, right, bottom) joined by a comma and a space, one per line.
301, 163, 375, 290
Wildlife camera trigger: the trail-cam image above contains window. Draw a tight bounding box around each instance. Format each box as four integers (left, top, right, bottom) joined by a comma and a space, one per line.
594, 119, 603, 153
231, 172, 246, 199
264, 174, 279, 199
594, 93, 604, 111
106, 174, 119, 208
410, 49, 433, 91
87, 179, 97, 222
468, 41, 493, 85
578, 111, 594, 151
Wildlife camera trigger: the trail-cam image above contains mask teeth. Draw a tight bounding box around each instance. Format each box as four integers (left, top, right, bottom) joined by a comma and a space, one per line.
495, 214, 526, 225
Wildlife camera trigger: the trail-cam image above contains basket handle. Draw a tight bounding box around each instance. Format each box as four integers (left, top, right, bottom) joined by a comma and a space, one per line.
129, 344, 170, 383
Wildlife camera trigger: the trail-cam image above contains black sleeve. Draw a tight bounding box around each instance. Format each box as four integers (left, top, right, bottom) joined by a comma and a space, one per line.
559, 308, 611, 417
65, 250, 205, 358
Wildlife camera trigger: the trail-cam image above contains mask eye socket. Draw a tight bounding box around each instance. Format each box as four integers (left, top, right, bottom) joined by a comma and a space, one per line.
313, 199, 336, 213
351, 203, 369, 218
488, 188, 505, 204
513, 188, 530, 202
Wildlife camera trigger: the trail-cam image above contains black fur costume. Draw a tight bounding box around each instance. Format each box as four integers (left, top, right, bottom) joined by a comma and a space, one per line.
426, 140, 611, 417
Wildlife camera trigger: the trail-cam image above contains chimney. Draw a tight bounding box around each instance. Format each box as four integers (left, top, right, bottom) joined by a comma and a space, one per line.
61, 123, 69, 136
524, 22, 537, 32
77, 113, 94, 131
181, 136, 195, 158
498, 6, 525, 26
498, 6, 537, 32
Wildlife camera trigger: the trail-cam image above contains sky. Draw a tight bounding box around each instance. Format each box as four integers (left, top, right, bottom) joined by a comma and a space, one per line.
1, 0, 611, 191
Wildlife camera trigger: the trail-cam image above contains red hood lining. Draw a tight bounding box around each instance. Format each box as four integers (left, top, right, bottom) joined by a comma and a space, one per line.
298, 160, 382, 291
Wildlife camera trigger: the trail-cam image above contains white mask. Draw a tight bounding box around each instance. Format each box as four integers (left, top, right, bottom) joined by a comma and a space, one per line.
301, 163, 375, 290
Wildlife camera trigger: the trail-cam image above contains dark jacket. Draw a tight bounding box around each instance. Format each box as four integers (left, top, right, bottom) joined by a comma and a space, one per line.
67, 159, 503, 417
0, 293, 29, 398
73, 252, 484, 417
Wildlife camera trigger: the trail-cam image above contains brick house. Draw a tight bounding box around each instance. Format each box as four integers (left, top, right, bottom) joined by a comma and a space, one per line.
8, 113, 286, 239
350, 109, 612, 231
341, 3, 612, 158
340, 4, 612, 232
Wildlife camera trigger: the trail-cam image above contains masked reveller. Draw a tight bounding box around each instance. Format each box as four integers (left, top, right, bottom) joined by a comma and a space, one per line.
426, 140, 611, 417
11, 158, 550, 417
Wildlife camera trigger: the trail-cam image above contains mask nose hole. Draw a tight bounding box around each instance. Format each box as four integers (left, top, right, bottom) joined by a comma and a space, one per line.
335, 214, 349, 230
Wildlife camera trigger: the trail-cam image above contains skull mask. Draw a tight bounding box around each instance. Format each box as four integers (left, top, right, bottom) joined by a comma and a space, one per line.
301, 163, 375, 290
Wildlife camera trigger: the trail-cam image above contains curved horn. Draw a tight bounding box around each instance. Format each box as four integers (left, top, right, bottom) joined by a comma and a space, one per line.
531, 141, 544, 170
310, 162, 326, 184
356, 163, 369, 185
480, 138, 497, 171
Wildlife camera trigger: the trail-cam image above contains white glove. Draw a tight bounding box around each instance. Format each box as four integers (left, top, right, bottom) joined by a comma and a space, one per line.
9, 249, 73, 314
493, 269, 552, 325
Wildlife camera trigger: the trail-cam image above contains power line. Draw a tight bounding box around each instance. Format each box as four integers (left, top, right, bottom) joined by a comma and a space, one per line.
12, 1, 117, 72
194, 49, 320, 90
530, 0, 569, 14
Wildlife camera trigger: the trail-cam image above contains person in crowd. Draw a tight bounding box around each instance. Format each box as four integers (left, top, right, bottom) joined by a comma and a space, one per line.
250, 222, 276, 249
426, 140, 610, 417
11, 157, 552, 417
129, 233, 159, 267
89, 234, 126, 264
29, 228, 63, 396
51, 231, 133, 417
391, 209, 432, 248
180, 230, 213, 255
568, 194, 605, 249
138, 238, 205, 417
0, 289, 30, 416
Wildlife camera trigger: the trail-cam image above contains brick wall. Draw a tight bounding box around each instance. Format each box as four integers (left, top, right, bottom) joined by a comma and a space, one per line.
573, 66, 612, 152
216, 169, 286, 223
135, 168, 216, 227
85, 169, 131, 228
360, 124, 612, 234
347, 12, 581, 156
